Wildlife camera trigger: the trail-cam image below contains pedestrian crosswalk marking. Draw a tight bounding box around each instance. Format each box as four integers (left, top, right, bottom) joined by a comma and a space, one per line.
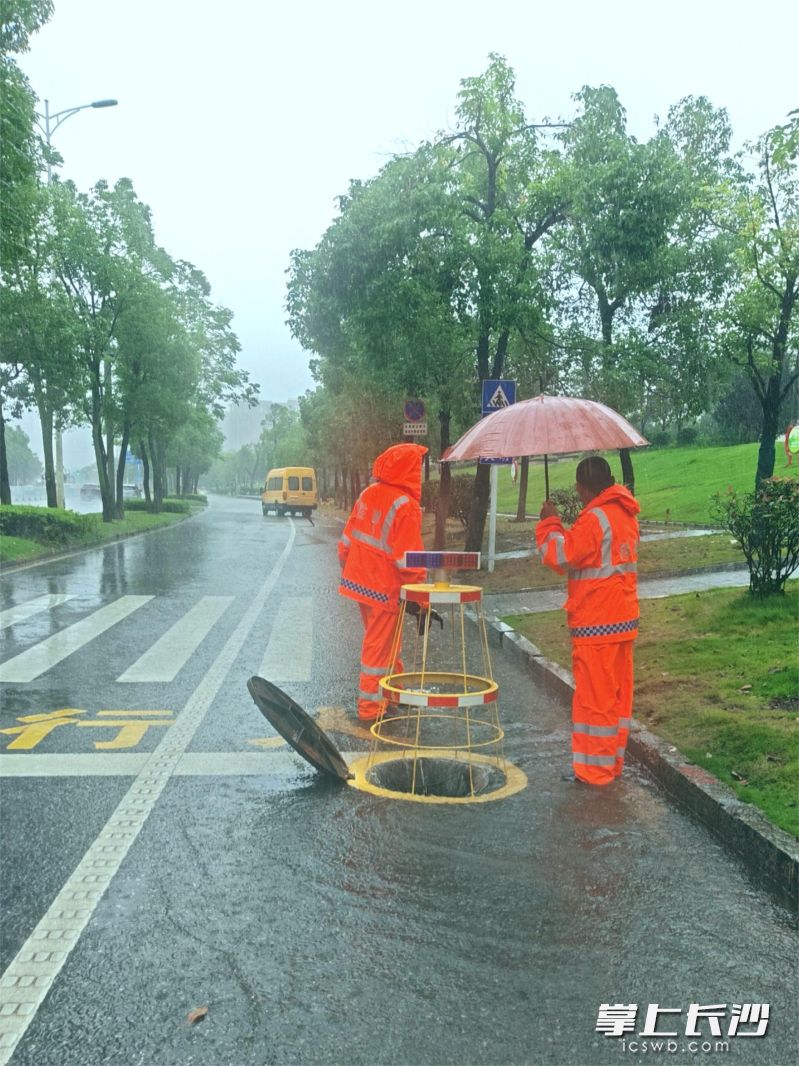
0, 594, 73, 632
258, 596, 313, 681
487, 384, 511, 408
0, 596, 152, 683
116, 596, 233, 683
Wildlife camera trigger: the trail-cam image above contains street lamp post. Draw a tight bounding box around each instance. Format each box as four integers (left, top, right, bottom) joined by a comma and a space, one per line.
33, 97, 118, 509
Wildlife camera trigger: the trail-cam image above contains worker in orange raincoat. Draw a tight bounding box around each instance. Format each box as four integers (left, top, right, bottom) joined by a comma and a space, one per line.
338, 443, 428, 722
535, 456, 640, 785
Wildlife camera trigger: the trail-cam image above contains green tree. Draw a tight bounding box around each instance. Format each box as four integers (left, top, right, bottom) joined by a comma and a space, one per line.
4, 423, 41, 483
721, 123, 798, 487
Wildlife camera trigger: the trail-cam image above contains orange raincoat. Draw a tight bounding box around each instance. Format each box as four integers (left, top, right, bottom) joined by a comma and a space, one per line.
338, 443, 427, 721
535, 484, 640, 784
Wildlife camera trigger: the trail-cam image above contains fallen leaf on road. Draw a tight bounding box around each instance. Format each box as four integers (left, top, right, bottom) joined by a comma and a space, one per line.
186, 1007, 208, 1025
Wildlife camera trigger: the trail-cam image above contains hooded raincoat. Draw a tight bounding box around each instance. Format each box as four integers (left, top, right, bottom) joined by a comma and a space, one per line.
338, 443, 427, 721
535, 484, 641, 784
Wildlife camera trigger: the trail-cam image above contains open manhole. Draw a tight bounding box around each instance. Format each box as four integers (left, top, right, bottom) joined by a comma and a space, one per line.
348, 749, 528, 805
366, 756, 504, 797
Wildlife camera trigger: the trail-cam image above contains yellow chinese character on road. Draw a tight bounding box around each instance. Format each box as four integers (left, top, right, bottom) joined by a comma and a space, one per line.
1, 708, 173, 751
0, 708, 85, 750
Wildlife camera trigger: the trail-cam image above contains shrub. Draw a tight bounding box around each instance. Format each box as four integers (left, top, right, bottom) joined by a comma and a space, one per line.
649, 431, 671, 447
421, 474, 474, 528
124, 497, 191, 514
677, 426, 698, 446
710, 478, 799, 596
547, 487, 582, 525
0, 505, 95, 545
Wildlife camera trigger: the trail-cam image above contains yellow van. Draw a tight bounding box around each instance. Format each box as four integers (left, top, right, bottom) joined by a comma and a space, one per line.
261, 466, 318, 518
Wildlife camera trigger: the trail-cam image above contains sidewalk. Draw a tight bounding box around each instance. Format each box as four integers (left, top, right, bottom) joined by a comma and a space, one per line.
482, 564, 752, 619
477, 566, 799, 907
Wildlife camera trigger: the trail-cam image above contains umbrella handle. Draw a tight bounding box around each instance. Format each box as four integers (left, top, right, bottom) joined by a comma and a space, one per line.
544, 454, 550, 499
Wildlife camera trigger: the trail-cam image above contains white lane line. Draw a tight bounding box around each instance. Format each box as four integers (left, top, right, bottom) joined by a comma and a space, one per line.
0, 754, 149, 777
0, 522, 296, 1062
258, 595, 313, 681
0, 595, 73, 632
116, 596, 233, 682
0, 597, 153, 683
0, 750, 360, 778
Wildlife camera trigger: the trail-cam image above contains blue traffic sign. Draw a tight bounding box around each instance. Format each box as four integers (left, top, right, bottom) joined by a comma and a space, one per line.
404, 399, 426, 422
481, 379, 516, 415
478, 457, 513, 465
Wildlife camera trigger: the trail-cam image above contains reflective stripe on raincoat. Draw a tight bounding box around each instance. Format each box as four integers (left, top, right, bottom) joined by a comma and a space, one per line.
534, 484, 640, 644
338, 443, 427, 614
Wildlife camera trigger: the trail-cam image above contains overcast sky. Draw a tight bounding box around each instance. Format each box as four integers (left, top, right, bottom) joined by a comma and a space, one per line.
16, 0, 799, 466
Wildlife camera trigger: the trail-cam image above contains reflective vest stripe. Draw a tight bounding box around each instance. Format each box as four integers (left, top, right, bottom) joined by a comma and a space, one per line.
339, 577, 390, 604
382, 495, 409, 550
617, 716, 632, 728
351, 528, 383, 551
568, 507, 638, 580
573, 752, 617, 767
573, 722, 618, 737
540, 530, 567, 566
359, 688, 382, 702
360, 663, 391, 675
570, 618, 639, 639
349, 495, 411, 556
340, 533, 351, 547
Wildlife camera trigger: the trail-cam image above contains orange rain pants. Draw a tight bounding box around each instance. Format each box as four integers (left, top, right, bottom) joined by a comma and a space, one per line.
571, 641, 634, 785
356, 603, 404, 722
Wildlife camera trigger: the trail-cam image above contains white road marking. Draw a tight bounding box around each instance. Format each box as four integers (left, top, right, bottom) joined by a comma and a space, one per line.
116, 596, 233, 682
258, 595, 313, 681
0, 750, 361, 778
0, 597, 153, 683
0, 524, 297, 1061
0, 595, 73, 632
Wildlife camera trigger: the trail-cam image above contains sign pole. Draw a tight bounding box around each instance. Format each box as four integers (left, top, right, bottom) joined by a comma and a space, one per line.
488, 464, 498, 573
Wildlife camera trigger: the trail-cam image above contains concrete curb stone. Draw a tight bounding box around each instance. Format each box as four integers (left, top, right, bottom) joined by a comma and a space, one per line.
480, 612, 799, 909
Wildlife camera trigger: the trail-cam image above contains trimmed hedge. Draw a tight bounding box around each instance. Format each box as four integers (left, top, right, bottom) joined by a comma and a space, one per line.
124, 497, 192, 514
0, 505, 95, 545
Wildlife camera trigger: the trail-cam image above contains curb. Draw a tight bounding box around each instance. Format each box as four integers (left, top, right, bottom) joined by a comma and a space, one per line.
481, 615, 799, 909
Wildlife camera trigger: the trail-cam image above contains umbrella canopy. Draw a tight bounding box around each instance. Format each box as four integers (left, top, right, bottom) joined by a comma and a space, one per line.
441, 394, 649, 462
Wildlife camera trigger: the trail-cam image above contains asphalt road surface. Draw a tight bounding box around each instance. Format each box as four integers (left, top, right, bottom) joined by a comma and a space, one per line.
0, 495, 796, 1066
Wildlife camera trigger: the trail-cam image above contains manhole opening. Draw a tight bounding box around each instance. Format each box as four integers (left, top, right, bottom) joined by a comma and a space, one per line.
365, 756, 506, 798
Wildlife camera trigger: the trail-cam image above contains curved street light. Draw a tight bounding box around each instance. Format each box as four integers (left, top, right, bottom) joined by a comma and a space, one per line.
32, 97, 118, 506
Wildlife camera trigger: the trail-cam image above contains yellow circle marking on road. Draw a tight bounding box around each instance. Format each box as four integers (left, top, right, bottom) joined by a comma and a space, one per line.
347, 748, 528, 805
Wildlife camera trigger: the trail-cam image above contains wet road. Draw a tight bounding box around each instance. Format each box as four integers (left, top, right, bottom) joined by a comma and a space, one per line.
0, 496, 796, 1066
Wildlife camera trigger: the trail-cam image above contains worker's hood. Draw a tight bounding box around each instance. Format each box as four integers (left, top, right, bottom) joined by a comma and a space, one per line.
372, 443, 428, 501
587, 483, 641, 518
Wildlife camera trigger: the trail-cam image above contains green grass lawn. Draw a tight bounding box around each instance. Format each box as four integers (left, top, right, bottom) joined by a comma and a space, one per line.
503, 585, 799, 837
0, 507, 197, 566
470, 440, 799, 525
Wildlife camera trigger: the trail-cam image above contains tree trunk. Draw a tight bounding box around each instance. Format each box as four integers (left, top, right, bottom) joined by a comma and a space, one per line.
755, 377, 781, 489
434, 408, 451, 550
619, 448, 635, 495
515, 456, 530, 520
149, 431, 163, 513
114, 423, 130, 519
465, 463, 491, 552
0, 402, 11, 505
36, 401, 58, 508
139, 439, 151, 508
175, 467, 182, 498
91, 420, 113, 523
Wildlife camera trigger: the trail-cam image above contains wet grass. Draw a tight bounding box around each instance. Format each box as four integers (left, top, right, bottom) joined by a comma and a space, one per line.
504, 585, 799, 837
0, 507, 198, 567
464, 440, 799, 525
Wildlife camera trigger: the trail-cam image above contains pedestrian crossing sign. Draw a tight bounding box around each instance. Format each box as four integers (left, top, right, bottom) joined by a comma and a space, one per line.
481, 379, 516, 415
